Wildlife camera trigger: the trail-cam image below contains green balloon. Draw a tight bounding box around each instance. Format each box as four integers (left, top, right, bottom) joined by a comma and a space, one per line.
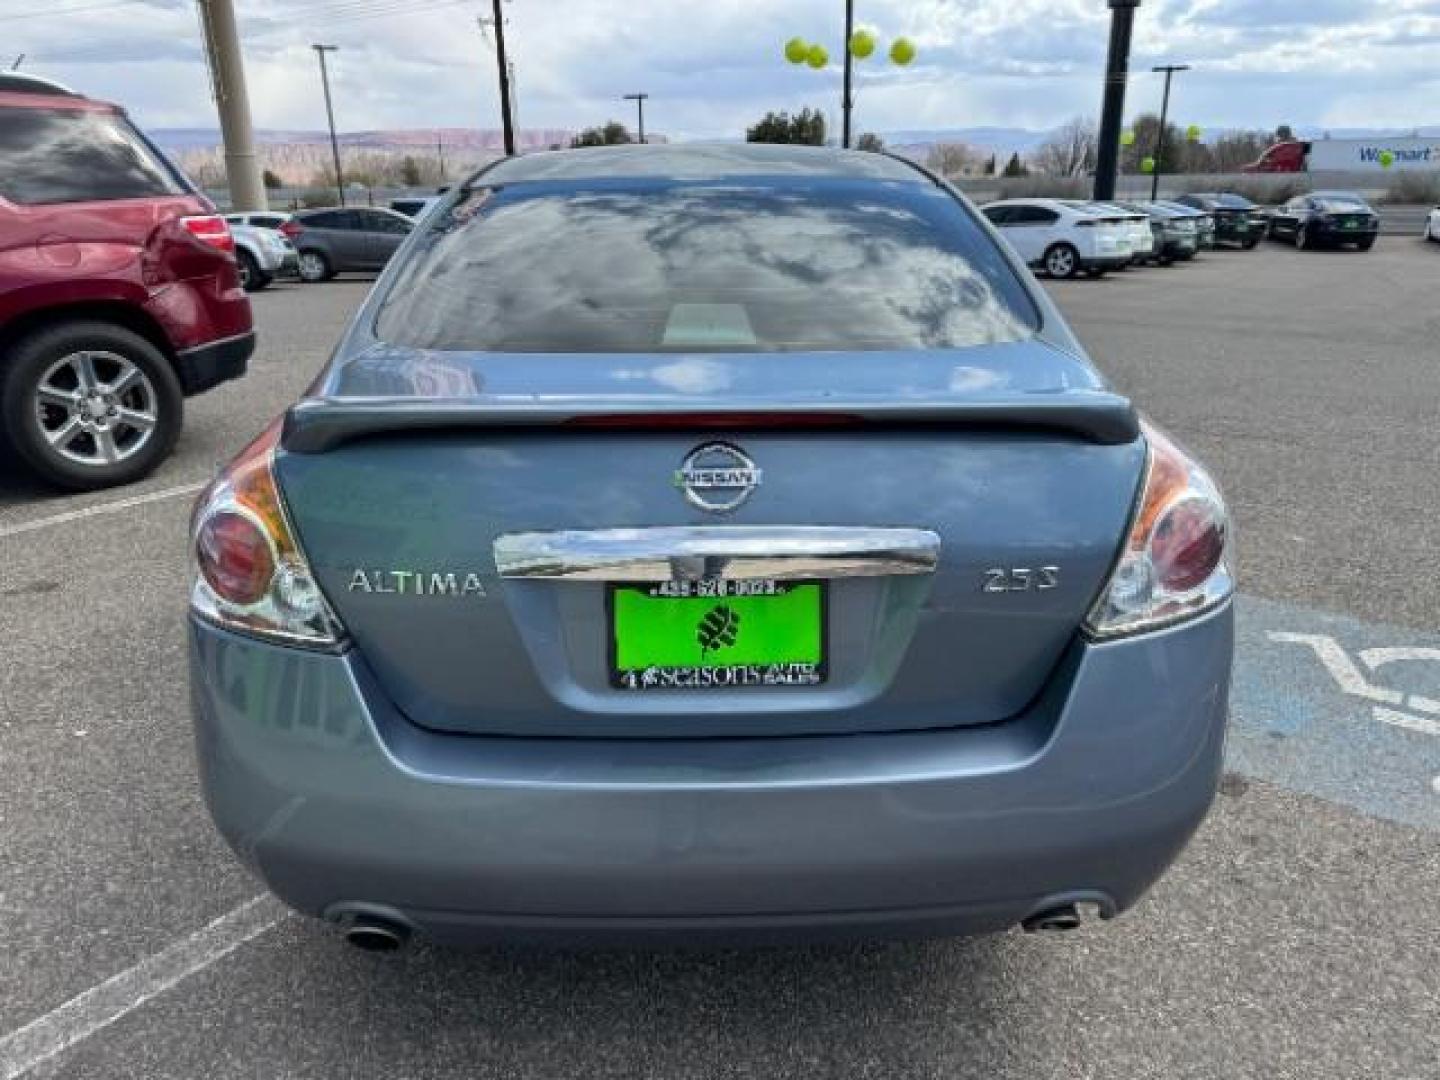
806, 43, 829, 69
1141, 156, 1156, 174
1379, 149, 1395, 168
1186, 124, 1202, 143
1120, 129, 1136, 147
850, 29, 877, 59
784, 37, 809, 65
889, 37, 916, 66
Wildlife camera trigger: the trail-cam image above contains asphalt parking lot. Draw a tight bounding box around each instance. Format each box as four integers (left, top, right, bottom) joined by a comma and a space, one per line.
2, 239, 1438, 1079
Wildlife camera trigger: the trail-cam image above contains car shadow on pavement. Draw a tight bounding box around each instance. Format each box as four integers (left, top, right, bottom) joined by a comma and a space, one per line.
0, 452, 62, 506
289, 930, 1034, 1077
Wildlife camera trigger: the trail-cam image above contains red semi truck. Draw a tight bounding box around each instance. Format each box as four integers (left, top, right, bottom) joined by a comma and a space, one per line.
1244, 137, 1440, 173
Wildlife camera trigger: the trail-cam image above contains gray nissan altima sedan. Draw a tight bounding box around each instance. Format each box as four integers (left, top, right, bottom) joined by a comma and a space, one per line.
188, 144, 1233, 951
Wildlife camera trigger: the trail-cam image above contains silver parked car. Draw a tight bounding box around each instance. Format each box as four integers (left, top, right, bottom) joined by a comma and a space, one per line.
226, 222, 298, 291
188, 144, 1234, 950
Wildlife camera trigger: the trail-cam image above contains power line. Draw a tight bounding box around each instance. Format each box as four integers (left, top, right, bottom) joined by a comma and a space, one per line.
320, 0, 471, 26
242, 0, 474, 36
0, 0, 155, 23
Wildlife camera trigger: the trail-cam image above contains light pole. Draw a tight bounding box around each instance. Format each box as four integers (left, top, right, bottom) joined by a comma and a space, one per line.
841, 0, 855, 148
491, 0, 516, 155
623, 93, 649, 143
1150, 63, 1189, 200
311, 44, 344, 206
1094, 0, 1140, 201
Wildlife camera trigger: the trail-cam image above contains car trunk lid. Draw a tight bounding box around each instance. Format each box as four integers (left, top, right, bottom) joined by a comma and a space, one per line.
275, 341, 1145, 738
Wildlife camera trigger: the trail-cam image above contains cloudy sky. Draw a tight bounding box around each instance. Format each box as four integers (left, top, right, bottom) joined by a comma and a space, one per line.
5, 0, 1440, 135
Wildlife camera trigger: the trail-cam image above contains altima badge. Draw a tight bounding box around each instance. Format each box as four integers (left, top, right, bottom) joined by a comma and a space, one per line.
348, 569, 486, 597
675, 442, 762, 513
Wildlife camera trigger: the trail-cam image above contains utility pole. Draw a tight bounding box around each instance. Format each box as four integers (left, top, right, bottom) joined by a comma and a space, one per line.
196, 0, 266, 210
1093, 0, 1140, 202
841, 0, 855, 148
491, 0, 516, 155
1150, 63, 1190, 200
623, 93, 648, 143
437, 134, 446, 184
311, 44, 345, 206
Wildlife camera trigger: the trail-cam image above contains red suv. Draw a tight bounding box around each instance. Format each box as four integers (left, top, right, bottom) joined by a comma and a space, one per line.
0, 74, 254, 490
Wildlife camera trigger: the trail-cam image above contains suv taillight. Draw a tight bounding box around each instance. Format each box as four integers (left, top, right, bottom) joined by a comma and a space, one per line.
181, 214, 235, 253
279, 220, 303, 240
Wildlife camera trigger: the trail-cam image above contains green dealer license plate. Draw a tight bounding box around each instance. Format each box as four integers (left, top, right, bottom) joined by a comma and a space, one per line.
609, 579, 827, 691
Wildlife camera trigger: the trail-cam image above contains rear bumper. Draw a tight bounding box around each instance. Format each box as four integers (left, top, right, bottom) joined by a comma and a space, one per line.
1214, 224, 1259, 245
1159, 235, 1198, 257
1311, 224, 1379, 243
189, 603, 1232, 946
176, 329, 254, 396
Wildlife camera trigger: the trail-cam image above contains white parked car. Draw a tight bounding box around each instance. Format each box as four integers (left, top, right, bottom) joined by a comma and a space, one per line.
980, 198, 1134, 278
1425, 206, 1440, 242
1086, 201, 1157, 264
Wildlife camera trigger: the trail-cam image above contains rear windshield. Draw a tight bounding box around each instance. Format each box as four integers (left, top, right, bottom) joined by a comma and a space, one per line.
1314, 197, 1368, 211
0, 107, 186, 205
375, 179, 1039, 353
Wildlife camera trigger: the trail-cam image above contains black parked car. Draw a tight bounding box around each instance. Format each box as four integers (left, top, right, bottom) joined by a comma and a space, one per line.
285, 207, 414, 282
1173, 193, 1265, 249
1266, 191, 1379, 251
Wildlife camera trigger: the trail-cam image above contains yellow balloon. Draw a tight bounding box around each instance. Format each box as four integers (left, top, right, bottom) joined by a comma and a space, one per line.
889, 37, 916, 65
806, 43, 829, 69
784, 37, 809, 65
849, 29, 876, 59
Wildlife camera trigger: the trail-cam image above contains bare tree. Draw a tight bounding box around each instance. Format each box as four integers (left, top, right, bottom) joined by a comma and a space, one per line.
1030, 117, 1097, 177
925, 141, 976, 178
1211, 130, 1270, 172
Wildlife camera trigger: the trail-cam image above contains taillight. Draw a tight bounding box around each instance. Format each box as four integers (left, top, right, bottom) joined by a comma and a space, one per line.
1085, 420, 1232, 639
181, 214, 236, 253
196, 509, 274, 606
279, 220, 303, 240
189, 419, 344, 648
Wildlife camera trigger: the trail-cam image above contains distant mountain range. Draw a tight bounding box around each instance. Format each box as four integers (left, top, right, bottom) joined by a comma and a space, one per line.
149, 122, 1440, 155
152, 123, 1440, 186
149, 126, 574, 154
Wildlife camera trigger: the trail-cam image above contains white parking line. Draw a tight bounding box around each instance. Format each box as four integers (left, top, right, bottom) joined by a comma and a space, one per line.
0, 895, 288, 1080
1373, 707, 1440, 739
0, 481, 206, 541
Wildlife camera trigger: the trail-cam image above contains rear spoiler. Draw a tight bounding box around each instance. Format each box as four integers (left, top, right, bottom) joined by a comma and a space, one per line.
280, 393, 1141, 453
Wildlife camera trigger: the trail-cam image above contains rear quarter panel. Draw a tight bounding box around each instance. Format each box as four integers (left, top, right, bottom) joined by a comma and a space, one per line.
0, 194, 251, 349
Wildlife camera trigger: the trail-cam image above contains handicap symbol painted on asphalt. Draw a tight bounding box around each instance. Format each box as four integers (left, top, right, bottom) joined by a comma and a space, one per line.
1267, 633, 1440, 740
1228, 595, 1440, 831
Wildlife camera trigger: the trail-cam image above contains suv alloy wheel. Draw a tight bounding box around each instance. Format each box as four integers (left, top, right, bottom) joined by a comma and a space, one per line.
1, 321, 183, 490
